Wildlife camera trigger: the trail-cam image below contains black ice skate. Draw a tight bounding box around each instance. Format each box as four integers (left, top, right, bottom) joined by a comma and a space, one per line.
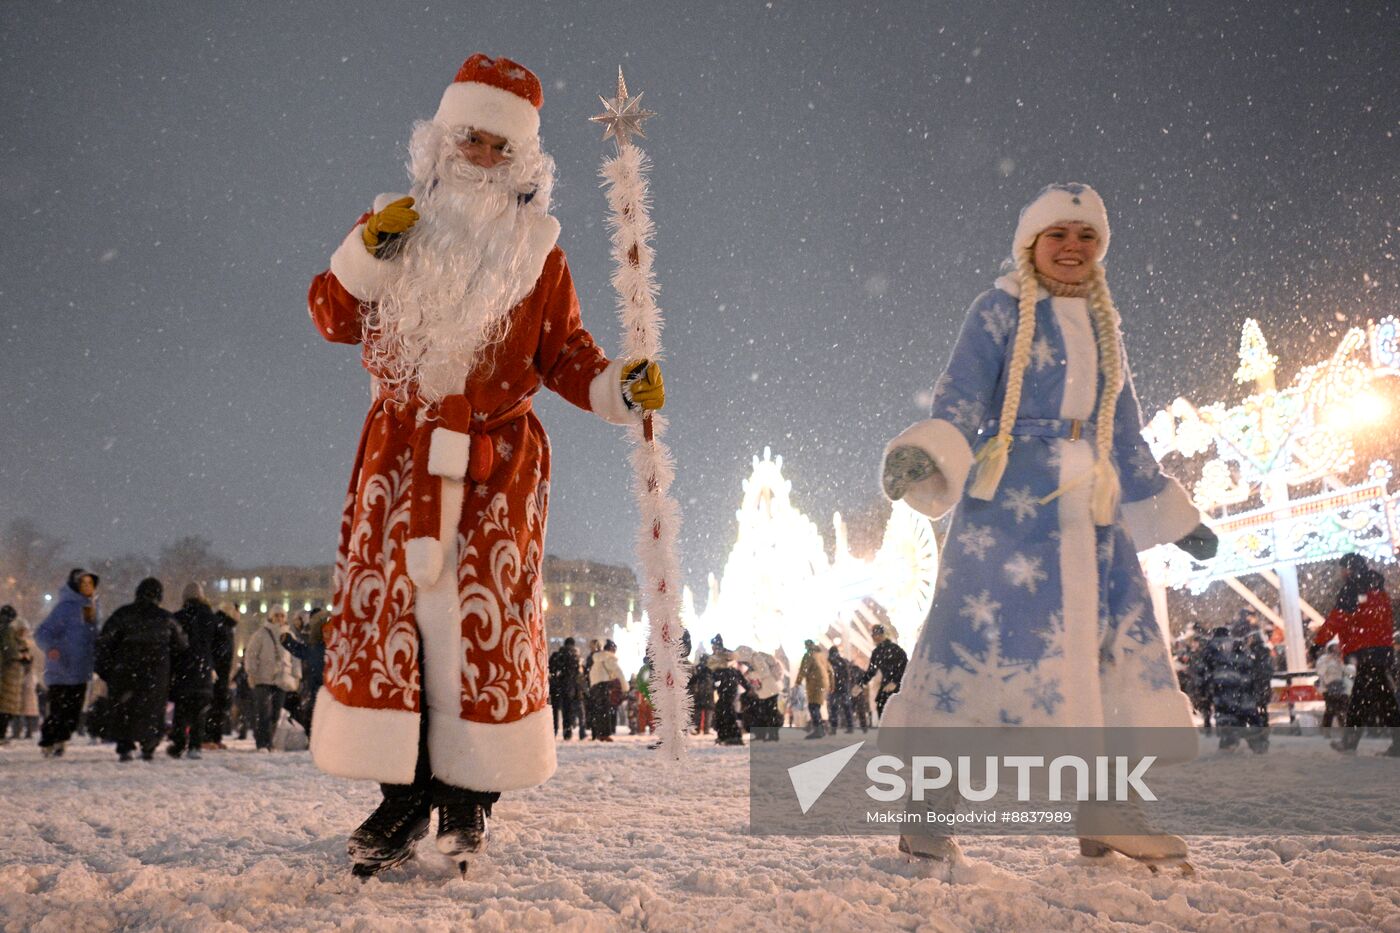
348, 790, 430, 878
435, 791, 490, 877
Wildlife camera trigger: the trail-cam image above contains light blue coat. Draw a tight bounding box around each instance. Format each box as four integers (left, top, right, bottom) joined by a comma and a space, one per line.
34, 586, 100, 687
879, 276, 1201, 730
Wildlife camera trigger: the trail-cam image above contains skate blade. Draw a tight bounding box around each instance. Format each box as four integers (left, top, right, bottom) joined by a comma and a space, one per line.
1144, 859, 1195, 877
351, 857, 412, 880
1084, 852, 1195, 876
904, 855, 955, 882
898, 845, 958, 883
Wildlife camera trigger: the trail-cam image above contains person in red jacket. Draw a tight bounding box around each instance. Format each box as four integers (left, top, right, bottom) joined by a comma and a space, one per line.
1312, 553, 1400, 755
307, 54, 665, 877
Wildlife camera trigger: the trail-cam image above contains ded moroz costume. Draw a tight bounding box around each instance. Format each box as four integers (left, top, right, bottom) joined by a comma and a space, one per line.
307, 54, 663, 877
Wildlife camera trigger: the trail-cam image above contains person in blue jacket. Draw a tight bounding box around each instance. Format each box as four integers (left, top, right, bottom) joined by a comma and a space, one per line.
35, 568, 101, 757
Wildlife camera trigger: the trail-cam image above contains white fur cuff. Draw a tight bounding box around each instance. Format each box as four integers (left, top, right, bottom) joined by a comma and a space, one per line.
310, 687, 420, 784
589, 357, 638, 426
405, 536, 445, 587
883, 418, 974, 520
329, 223, 396, 301
1120, 476, 1202, 551
429, 704, 557, 792
428, 428, 470, 479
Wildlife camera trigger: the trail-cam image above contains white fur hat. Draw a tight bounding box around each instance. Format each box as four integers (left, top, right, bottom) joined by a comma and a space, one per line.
1013, 183, 1110, 257
434, 53, 542, 142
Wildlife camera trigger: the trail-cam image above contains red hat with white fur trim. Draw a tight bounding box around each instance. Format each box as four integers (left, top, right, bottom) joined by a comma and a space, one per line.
434, 54, 543, 142
1012, 183, 1110, 257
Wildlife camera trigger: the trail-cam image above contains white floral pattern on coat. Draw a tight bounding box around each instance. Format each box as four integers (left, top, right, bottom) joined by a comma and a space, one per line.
324, 446, 420, 710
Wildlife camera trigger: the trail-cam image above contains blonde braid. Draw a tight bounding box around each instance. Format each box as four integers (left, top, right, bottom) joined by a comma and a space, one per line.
1087, 263, 1123, 524
968, 249, 1038, 501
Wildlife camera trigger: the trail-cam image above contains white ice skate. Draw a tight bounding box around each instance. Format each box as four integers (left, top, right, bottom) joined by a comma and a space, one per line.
1077, 801, 1193, 875
897, 833, 962, 863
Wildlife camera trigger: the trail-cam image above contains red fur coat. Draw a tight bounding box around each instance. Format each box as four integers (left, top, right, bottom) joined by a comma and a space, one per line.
306, 195, 633, 791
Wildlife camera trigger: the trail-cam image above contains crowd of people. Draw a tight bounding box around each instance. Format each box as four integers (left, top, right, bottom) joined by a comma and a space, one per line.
0, 568, 328, 761
541, 552, 1400, 772
1173, 553, 1400, 757
7, 554, 1398, 767
1175, 609, 1277, 753
787, 628, 908, 741
6, 567, 915, 762
545, 625, 910, 748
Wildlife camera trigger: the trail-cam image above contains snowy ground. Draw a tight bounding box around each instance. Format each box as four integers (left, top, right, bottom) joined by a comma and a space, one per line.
4, 730, 1400, 932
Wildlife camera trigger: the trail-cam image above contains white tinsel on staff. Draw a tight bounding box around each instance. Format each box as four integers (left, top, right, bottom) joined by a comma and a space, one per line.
594, 70, 692, 757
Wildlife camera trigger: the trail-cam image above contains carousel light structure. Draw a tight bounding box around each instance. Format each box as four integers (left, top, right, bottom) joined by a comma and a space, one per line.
1140, 316, 1400, 670
661, 448, 939, 671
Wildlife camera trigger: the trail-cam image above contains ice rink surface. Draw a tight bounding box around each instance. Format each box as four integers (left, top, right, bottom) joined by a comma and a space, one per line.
3, 731, 1399, 932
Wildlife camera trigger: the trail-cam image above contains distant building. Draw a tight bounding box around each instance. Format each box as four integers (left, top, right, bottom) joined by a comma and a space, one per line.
542, 555, 637, 647
213, 556, 636, 655
212, 565, 334, 654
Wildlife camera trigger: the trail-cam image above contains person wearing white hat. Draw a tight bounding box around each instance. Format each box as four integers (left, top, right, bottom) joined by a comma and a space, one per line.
308, 54, 666, 878
879, 184, 1216, 870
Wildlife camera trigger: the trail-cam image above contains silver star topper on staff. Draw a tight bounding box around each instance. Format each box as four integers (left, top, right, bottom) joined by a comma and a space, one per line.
590, 67, 656, 147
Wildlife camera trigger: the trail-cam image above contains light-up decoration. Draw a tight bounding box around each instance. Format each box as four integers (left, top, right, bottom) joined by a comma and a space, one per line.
1371, 316, 1400, 371
1234, 318, 1279, 385
678, 448, 938, 670
1155, 460, 1399, 593
1142, 316, 1400, 593
611, 608, 650, 681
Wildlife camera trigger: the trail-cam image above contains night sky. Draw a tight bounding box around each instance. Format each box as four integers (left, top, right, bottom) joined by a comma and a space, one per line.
2, 1, 1396, 585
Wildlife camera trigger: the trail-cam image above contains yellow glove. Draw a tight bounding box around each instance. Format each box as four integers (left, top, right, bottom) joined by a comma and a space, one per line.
621, 359, 665, 411
361, 196, 419, 254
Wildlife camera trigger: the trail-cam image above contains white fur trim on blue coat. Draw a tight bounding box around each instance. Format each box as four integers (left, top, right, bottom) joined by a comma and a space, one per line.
1120, 476, 1201, 551
883, 418, 974, 521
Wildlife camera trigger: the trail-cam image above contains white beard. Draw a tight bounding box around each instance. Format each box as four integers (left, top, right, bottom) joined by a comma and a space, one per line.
365, 122, 557, 404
